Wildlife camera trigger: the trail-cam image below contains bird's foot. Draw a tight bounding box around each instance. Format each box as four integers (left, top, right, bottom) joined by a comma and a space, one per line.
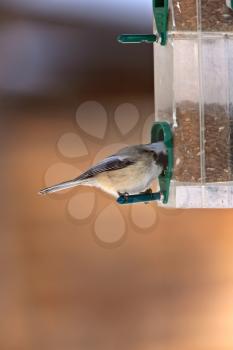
118, 192, 129, 202
140, 188, 153, 204
141, 188, 153, 195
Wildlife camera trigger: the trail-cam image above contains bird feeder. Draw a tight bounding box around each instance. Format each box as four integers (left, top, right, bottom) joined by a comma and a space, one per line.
118, 0, 233, 208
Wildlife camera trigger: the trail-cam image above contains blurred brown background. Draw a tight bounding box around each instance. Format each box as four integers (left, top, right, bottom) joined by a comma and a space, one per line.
1, 1, 233, 349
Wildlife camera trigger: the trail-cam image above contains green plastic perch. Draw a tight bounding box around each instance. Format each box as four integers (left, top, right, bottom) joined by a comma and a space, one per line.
117, 34, 158, 44
117, 0, 169, 46
117, 122, 173, 205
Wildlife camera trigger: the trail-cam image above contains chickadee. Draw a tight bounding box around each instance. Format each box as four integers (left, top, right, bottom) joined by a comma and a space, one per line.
39, 142, 167, 198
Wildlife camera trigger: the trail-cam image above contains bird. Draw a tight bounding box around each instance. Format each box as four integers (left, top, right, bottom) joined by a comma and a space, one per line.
39, 141, 167, 199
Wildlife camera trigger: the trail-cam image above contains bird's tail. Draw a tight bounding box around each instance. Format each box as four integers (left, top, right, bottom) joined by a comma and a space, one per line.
38, 178, 82, 195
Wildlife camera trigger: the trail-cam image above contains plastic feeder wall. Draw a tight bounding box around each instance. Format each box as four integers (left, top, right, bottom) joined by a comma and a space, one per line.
154, 0, 233, 208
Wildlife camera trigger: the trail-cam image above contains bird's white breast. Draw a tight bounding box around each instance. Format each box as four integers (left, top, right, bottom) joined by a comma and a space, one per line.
95, 157, 162, 197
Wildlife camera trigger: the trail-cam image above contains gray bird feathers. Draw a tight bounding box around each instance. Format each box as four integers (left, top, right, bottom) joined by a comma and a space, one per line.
39, 142, 167, 198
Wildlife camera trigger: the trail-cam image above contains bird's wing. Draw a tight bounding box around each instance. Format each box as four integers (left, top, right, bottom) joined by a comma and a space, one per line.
76, 155, 135, 181
142, 142, 166, 154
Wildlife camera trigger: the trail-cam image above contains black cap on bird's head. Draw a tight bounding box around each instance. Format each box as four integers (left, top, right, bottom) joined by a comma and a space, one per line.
144, 142, 168, 171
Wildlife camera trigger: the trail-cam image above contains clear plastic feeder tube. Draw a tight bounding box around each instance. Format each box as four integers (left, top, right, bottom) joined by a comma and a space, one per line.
154, 0, 233, 208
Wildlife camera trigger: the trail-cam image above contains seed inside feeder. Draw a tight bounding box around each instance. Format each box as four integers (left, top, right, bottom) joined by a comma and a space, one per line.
168, 0, 233, 31
172, 102, 232, 183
